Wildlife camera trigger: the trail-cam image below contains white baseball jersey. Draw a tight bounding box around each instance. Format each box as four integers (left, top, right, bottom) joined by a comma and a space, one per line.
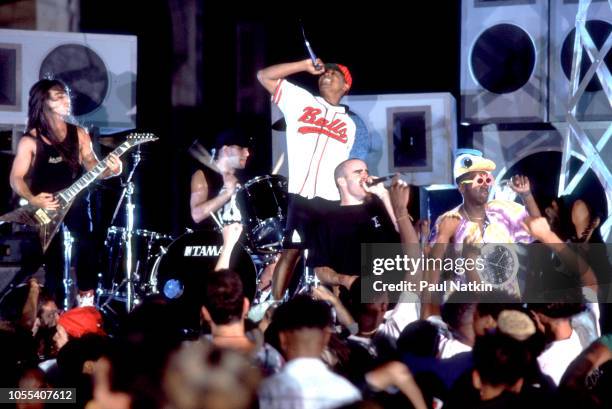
273, 80, 360, 201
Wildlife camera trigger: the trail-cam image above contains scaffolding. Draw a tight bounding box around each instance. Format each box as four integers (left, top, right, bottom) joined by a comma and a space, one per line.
558, 0, 612, 241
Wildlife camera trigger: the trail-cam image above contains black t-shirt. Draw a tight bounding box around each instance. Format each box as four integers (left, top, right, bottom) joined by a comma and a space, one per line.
28, 124, 81, 195
309, 197, 399, 276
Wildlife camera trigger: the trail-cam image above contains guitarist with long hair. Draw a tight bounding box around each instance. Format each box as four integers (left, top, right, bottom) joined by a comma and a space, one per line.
9, 79, 123, 307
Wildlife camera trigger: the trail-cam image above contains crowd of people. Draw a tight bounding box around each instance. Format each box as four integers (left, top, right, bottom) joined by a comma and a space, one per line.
1, 59, 611, 409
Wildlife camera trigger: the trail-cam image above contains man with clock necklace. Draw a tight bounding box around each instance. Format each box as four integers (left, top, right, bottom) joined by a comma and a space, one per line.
423, 149, 536, 314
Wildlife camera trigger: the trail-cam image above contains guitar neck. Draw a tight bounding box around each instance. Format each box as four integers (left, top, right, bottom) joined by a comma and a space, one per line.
58, 144, 130, 203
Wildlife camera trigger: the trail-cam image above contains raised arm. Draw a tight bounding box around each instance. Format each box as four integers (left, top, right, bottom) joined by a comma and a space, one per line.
215, 223, 243, 271
509, 175, 541, 217
388, 177, 420, 254
256, 58, 325, 94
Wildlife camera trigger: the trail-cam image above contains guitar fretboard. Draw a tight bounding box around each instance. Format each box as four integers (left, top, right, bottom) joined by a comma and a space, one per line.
58, 144, 130, 203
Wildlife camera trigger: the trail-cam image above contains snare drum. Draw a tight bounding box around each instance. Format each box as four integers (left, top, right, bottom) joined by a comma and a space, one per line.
149, 230, 256, 330
235, 175, 288, 253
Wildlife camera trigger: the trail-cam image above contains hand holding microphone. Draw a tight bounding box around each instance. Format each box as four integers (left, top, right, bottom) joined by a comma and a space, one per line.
305, 58, 325, 75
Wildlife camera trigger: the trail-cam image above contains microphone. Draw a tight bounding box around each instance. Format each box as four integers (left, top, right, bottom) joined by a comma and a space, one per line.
300, 23, 321, 70
366, 174, 396, 187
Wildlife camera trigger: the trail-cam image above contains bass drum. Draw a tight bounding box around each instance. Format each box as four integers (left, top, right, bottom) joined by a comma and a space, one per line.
150, 230, 256, 330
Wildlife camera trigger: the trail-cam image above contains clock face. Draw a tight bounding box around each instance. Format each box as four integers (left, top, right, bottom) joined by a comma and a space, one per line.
478, 244, 519, 286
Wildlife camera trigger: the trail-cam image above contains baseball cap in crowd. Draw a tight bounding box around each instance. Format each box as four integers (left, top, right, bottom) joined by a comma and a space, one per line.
213, 127, 253, 151
325, 63, 352, 89
58, 306, 105, 338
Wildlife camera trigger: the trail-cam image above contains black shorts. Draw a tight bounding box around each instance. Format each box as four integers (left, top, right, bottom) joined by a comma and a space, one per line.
284, 193, 338, 249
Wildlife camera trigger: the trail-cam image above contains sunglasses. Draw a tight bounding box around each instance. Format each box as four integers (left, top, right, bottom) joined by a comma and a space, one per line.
460, 174, 494, 187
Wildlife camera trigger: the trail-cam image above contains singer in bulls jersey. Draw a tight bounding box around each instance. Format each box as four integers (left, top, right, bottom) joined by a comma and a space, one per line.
257, 58, 372, 300
9, 79, 122, 307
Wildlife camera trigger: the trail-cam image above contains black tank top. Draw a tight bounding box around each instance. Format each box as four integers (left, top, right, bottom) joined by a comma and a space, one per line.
28, 124, 82, 195
191, 164, 223, 230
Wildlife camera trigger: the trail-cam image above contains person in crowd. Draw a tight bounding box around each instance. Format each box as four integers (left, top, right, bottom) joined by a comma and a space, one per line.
200, 269, 284, 376
53, 306, 105, 351
529, 302, 587, 385
438, 293, 476, 358
164, 340, 261, 409
56, 333, 110, 408
561, 331, 612, 406
18, 278, 60, 361
258, 294, 362, 409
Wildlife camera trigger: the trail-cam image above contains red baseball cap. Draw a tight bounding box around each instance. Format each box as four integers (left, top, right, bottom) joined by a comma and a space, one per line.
325, 63, 352, 89
58, 306, 105, 338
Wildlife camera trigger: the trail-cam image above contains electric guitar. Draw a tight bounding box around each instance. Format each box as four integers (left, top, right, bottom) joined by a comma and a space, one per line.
0, 133, 158, 252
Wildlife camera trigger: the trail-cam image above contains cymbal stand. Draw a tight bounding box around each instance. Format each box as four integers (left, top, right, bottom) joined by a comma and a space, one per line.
62, 225, 75, 310
105, 146, 142, 312
289, 249, 319, 299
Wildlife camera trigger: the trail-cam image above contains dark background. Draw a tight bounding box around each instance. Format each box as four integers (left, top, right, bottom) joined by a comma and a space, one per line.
76, 1, 463, 236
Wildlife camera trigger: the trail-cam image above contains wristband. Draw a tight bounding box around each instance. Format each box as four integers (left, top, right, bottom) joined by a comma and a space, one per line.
396, 213, 413, 222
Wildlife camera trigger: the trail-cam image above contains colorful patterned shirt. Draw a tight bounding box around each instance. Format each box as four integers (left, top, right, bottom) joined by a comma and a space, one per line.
430, 200, 532, 245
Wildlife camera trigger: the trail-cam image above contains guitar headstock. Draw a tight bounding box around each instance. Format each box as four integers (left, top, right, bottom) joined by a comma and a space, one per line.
124, 133, 158, 147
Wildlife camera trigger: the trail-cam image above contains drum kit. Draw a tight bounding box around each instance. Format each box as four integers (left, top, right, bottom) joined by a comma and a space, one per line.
96, 144, 291, 326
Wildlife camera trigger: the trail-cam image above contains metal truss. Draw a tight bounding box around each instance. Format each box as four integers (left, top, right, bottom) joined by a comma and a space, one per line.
558, 0, 612, 241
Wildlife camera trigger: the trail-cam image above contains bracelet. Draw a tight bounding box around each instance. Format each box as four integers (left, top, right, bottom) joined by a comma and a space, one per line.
396, 213, 413, 222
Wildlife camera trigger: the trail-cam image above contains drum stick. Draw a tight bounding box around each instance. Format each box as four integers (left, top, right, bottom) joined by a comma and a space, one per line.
188, 142, 222, 174
209, 212, 223, 230
271, 152, 285, 175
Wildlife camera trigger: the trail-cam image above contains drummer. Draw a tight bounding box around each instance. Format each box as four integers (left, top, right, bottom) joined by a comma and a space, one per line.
190, 127, 251, 227
191, 128, 280, 298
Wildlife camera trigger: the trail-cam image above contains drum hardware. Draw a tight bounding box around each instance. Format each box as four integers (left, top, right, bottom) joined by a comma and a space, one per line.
235, 175, 288, 254
100, 147, 142, 312
61, 225, 75, 310
283, 249, 320, 301
98, 227, 174, 306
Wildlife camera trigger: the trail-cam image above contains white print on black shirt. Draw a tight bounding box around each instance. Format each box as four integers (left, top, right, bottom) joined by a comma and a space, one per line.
371, 216, 381, 228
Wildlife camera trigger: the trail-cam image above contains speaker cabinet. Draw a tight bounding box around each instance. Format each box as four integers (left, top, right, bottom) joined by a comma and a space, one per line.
460, 0, 549, 123
472, 126, 564, 182
549, 0, 612, 122
0, 29, 137, 133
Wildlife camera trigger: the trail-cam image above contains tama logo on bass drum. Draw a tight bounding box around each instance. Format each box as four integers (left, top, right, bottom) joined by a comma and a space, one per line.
183, 245, 223, 257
